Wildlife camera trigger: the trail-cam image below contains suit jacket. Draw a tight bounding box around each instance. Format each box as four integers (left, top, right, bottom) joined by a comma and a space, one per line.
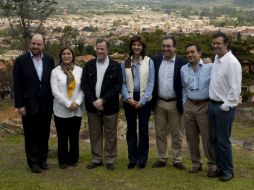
81, 58, 122, 115
13, 52, 55, 115
152, 54, 187, 114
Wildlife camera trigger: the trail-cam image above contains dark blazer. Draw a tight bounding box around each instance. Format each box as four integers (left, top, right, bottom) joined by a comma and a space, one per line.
13, 52, 55, 115
81, 57, 122, 115
152, 54, 187, 114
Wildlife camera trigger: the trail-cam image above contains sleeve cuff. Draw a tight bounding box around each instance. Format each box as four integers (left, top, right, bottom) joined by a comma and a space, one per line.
220, 103, 230, 111
65, 101, 72, 108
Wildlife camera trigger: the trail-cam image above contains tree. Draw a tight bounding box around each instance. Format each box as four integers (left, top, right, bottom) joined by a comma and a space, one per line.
0, 0, 57, 51
0, 60, 13, 98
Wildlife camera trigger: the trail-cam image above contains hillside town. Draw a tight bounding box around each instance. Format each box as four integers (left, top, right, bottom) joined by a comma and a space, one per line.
1, 8, 254, 59
0, 5, 254, 101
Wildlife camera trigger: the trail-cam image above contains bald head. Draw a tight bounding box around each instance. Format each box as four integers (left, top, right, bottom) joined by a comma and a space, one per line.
30, 34, 45, 57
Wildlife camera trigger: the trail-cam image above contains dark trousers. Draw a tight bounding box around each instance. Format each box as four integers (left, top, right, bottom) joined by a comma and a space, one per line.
208, 101, 236, 175
54, 115, 81, 165
22, 114, 52, 169
123, 92, 152, 165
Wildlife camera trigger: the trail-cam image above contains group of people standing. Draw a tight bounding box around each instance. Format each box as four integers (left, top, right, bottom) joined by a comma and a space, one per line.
13, 31, 241, 182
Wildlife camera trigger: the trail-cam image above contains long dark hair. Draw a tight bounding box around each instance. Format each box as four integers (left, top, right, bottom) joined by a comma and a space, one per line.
125, 35, 147, 68
129, 35, 146, 59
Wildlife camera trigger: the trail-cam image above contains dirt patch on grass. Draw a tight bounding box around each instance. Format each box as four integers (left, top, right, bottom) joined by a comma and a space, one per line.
0, 107, 18, 122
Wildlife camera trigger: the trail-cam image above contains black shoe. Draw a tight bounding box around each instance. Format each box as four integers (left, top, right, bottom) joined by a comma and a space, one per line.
152, 161, 167, 168
137, 163, 146, 169
189, 165, 202, 173
59, 164, 68, 169
31, 165, 42, 173
86, 162, 103, 169
207, 169, 223, 178
106, 163, 115, 171
219, 173, 234, 181
68, 162, 78, 167
173, 162, 186, 170
40, 162, 49, 170
128, 163, 136, 169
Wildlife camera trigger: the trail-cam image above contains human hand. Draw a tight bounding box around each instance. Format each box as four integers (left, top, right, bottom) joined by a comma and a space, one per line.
127, 99, 138, 107
135, 103, 143, 109
69, 102, 79, 111
93, 98, 104, 111
17, 107, 26, 117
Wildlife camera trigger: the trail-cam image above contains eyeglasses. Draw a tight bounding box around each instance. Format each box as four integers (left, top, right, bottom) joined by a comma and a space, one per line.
212, 42, 224, 46
162, 45, 174, 48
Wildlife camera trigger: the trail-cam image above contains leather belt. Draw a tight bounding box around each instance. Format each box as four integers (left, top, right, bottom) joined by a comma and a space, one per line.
188, 98, 209, 104
158, 97, 177, 102
210, 99, 224, 104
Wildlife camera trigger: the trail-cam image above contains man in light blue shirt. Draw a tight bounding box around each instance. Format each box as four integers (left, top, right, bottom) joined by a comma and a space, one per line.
181, 43, 217, 176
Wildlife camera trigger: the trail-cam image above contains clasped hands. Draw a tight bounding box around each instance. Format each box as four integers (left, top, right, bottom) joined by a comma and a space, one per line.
92, 98, 104, 111
68, 102, 79, 111
127, 99, 142, 109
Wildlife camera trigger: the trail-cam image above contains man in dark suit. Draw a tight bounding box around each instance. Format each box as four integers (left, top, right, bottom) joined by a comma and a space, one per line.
81, 39, 122, 171
13, 34, 55, 173
152, 36, 187, 170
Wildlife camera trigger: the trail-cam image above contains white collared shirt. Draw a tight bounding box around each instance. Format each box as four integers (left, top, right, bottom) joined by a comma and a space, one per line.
50, 65, 85, 118
158, 56, 176, 99
95, 56, 109, 98
209, 51, 242, 108
30, 52, 43, 81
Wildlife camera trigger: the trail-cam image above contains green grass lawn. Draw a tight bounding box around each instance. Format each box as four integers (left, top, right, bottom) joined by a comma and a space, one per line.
0, 133, 253, 190
0, 100, 253, 189
0, 98, 13, 111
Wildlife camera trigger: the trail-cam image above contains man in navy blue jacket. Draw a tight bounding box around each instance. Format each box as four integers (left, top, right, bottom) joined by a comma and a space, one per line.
13, 34, 54, 173
152, 36, 187, 170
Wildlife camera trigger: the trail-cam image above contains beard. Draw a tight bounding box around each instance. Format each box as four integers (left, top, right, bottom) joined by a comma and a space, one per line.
31, 48, 42, 57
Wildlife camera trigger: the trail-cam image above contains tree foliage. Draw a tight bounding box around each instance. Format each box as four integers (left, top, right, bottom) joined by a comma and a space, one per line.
0, 60, 13, 98
0, 0, 57, 51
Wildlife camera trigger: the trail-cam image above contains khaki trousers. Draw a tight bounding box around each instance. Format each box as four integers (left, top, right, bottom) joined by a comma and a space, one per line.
183, 99, 216, 170
154, 99, 183, 163
87, 112, 118, 164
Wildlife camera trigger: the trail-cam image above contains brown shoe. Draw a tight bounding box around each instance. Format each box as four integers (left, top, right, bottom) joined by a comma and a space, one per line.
152, 161, 167, 168
106, 163, 115, 171
86, 162, 103, 169
173, 162, 186, 170
189, 165, 202, 173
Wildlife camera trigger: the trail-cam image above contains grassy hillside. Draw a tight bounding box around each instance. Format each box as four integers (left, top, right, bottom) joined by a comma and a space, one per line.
0, 127, 253, 190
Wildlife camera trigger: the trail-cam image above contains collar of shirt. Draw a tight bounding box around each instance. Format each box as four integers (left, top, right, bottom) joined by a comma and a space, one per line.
30, 51, 43, 60
96, 56, 109, 65
131, 56, 142, 67
187, 59, 204, 68
163, 55, 176, 63
216, 50, 232, 63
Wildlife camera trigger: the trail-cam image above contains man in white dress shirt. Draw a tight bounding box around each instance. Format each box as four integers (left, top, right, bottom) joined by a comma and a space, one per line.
152, 36, 187, 170
208, 32, 242, 181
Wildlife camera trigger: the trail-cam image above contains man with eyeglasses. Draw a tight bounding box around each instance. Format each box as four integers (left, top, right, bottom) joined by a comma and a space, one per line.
208, 32, 242, 181
151, 36, 187, 170
180, 43, 217, 176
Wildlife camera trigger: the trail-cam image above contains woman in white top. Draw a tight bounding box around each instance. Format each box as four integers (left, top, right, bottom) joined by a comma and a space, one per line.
50, 47, 84, 169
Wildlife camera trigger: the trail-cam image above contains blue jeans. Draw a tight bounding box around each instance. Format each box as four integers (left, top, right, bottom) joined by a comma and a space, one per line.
208, 101, 236, 175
